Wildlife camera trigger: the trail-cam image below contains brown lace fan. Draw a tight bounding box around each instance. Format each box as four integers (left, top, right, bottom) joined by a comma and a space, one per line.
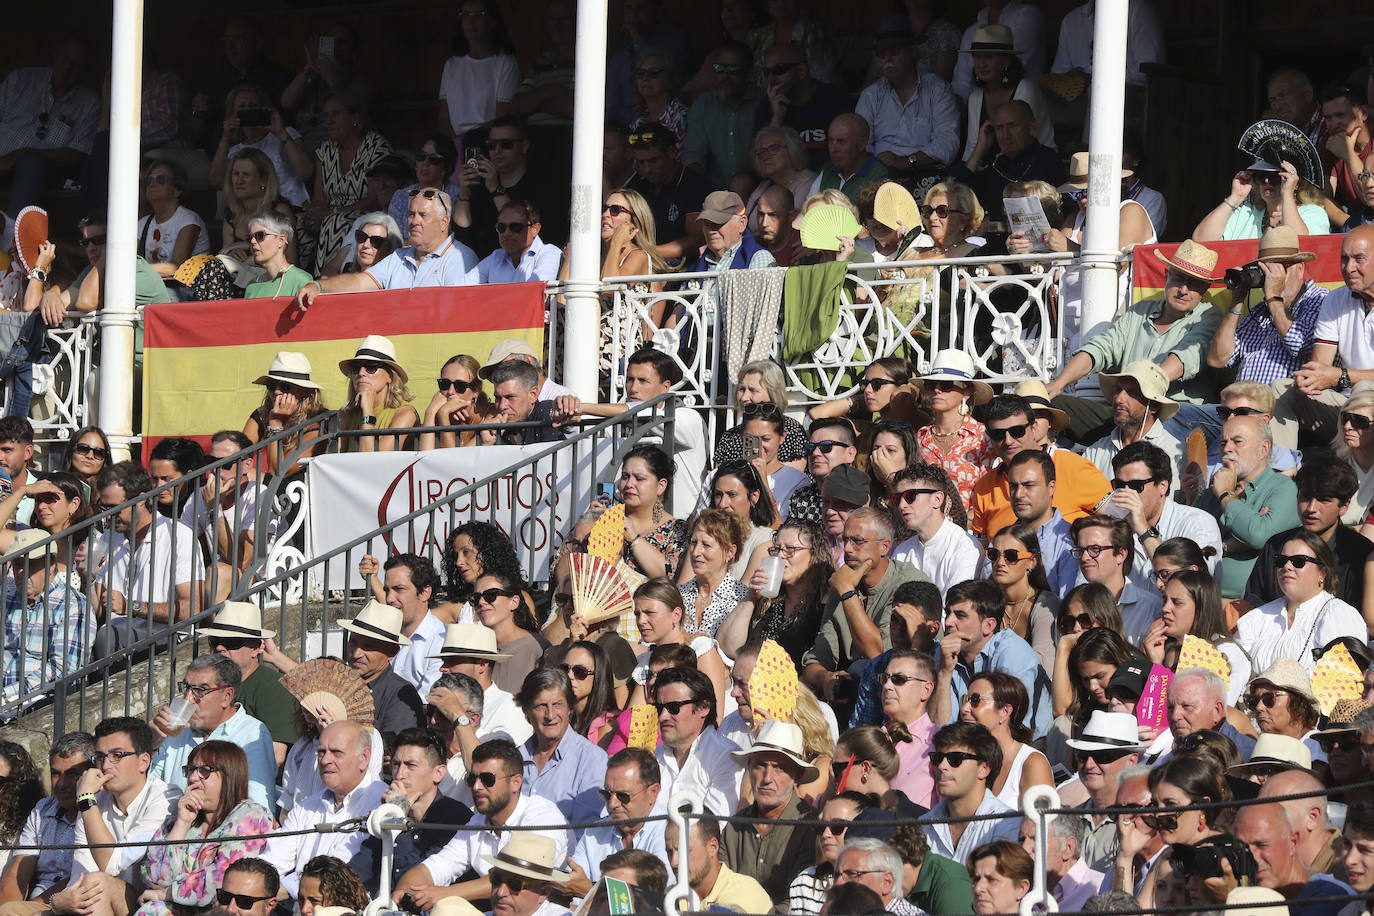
281, 658, 374, 724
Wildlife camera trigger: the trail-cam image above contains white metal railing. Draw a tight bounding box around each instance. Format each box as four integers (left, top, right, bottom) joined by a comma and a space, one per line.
0, 311, 99, 449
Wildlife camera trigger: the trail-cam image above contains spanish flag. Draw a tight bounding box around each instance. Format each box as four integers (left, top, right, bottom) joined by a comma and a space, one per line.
1131, 236, 1346, 309
142, 283, 547, 457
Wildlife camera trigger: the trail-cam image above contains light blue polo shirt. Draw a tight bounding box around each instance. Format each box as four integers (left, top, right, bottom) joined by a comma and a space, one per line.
364, 236, 479, 289
477, 236, 562, 284
148, 705, 278, 809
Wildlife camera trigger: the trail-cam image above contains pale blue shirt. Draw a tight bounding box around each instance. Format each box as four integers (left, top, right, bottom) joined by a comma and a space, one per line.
520, 728, 609, 829
1036, 510, 1078, 599
855, 74, 961, 165
364, 236, 479, 289
571, 808, 670, 886
148, 705, 278, 810
921, 789, 1020, 866
943, 629, 1051, 740
477, 235, 562, 284
391, 611, 447, 698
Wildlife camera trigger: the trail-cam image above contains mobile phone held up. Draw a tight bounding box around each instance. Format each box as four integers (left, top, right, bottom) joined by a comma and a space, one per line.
741, 434, 764, 462
237, 108, 271, 128
596, 482, 615, 504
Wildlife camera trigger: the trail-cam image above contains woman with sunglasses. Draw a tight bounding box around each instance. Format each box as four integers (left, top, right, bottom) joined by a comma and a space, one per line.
243, 352, 328, 476
915, 351, 996, 510
719, 519, 833, 663
1049, 627, 1139, 770
959, 671, 1052, 809
629, 51, 688, 147
138, 159, 210, 279
1193, 157, 1330, 242
1144, 570, 1250, 707
706, 462, 777, 586
715, 360, 808, 468
831, 725, 925, 819
418, 354, 495, 450
987, 523, 1056, 674
583, 187, 675, 362
1144, 755, 1229, 850
788, 791, 874, 916
629, 578, 729, 713
474, 571, 549, 695
61, 425, 111, 496
1055, 582, 1123, 637
809, 358, 923, 436
338, 335, 418, 452
337, 212, 403, 274
135, 740, 274, 916
559, 640, 621, 748
1243, 663, 1326, 776
1236, 530, 1365, 674
243, 212, 313, 299
1336, 386, 1374, 526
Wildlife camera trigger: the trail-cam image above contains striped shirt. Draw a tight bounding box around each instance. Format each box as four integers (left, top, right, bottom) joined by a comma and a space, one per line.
3, 576, 88, 705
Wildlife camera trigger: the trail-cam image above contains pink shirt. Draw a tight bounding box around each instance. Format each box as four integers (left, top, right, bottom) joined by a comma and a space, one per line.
889, 714, 939, 809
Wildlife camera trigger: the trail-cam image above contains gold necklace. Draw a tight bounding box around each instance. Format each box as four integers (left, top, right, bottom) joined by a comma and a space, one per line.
1005, 591, 1032, 633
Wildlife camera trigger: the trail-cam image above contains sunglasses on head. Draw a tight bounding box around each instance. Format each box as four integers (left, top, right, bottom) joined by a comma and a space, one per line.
408, 187, 443, 200
79, 235, 108, 248
1058, 612, 1095, 632
437, 378, 478, 394
929, 750, 982, 767
350, 360, 386, 375
654, 698, 696, 716
1216, 405, 1262, 422
560, 662, 595, 680
476, 587, 516, 604
73, 442, 109, 460
989, 423, 1029, 441
464, 770, 503, 788
486, 138, 519, 151
1343, 412, 1373, 431
986, 547, 1030, 564
920, 204, 965, 219
355, 230, 389, 248
627, 130, 663, 148
1274, 554, 1322, 570
602, 203, 631, 217
877, 672, 926, 687
1111, 477, 1158, 492
495, 221, 528, 234
712, 62, 744, 74
893, 487, 938, 506
215, 890, 273, 909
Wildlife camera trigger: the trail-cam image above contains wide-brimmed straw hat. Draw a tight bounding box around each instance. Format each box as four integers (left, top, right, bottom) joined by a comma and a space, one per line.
920, 351, 993, 405
1098, 361, 1179, 421
481, 834, 571, 885
1152, 239, 1222, 284
199, 601, 276, 640
338, 335, 407, 384
959, 24, 1018, 54
1058, 151, 1133, 192
1249, 658, 1319, 705
1255, 225, 1316, 264
254, 351, 322, 391
1228, 733, 1312, 777
1314, 698, 1374, 746
1065, 710, 1148, 752
338, 599, 408, 646
429, 900, 484, 916
428, 623, 512, 660
729, 720, 821, 783
1015, 379, 1070, 431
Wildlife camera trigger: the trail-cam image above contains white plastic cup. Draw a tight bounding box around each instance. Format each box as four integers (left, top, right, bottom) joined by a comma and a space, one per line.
166, 696, 196, 732
759, 556, 785, 598
1101, 492, 1131, 519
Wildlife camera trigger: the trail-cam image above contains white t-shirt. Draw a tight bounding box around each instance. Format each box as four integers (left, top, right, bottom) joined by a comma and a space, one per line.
1314, 286, 1374, 372
439, 54, 521, 138
137, 206, 210, 263
228, 129, 311, 207
892, 518, 983, 597
104, 516, 201, 606
631, 398, 708, 517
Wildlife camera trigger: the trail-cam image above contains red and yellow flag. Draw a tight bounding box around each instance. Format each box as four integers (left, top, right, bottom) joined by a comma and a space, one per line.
141, 283, 547, 456
1131, 236, 1346, 309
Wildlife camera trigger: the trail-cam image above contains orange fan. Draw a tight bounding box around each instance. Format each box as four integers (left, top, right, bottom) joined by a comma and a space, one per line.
14, 207, 48, 274
570, 553, 635, 626
587, 503, 626, 562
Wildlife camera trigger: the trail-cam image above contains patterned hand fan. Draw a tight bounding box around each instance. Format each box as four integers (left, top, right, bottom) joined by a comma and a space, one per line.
747, 639, 798, 726
281, 658, 375, 724
625, 704, 660, 749
1312, 643, 1364, 715
1177, 635, 1231, 688
172, 253, 215, 287
570, 553, 634, 626
1238, 119, 1324, 188
587, 503, 626, 562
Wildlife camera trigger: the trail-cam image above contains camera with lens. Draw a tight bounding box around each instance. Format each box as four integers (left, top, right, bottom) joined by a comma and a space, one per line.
1225, 263, 1266, 293
1169, 834, 1258, 883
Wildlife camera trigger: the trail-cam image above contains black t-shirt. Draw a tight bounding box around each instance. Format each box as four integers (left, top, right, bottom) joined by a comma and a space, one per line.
752, 82, 856, 171
953, 142, 1067, 222
625, 167, 713, 246
458, 169, 570, 257
368, 667, 425, 740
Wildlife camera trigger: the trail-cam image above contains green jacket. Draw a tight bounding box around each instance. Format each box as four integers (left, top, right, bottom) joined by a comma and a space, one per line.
1195, 467, 1300, 598
908, 851, 976, 915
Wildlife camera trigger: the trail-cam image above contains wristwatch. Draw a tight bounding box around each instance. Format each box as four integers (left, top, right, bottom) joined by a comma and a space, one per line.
492, 184, 510, 196
77, 796, 98, 812
1141, 525, 1162, 541
455, 714, 471, 727
361, 415, 378, 426
837, 589, 858, 602
1340, 368, 1353, 390
27, 267, 46, 283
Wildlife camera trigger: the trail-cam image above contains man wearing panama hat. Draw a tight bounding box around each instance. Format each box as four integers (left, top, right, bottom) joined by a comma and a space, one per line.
201, 601, 299, 764
1082, 361, 1185, 482
481, 834, 571, 916
1207, 226, 1327, 387
340, 599, 425, 738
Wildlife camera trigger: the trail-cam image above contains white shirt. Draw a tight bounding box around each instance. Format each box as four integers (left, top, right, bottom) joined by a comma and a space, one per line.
439, 53, 521, 137
921, 789, 1020, 866
72, 777, 180, 883
263, 778, 389, 897
137, 206, 211, 263
477, 236, 563, 284
1314, 285, 1374, 372
1051, 0, 1165, 86
631, 398, 708, 518
442, 682, 535, 791
392, 611, 447, 697
179, 480, 277, 545
105, 516, 201, 606
1127, 499, 1223, 594
951, 2, 1048, 98
1083, 421, 1185, 485
278, 729, 385, 814
655, 726, 742, 818
228, 130, 311, 207
539, 377, 577, 401
1235, 591, 1367, 674
420, 792, 571, 886
891, 519, 983, 598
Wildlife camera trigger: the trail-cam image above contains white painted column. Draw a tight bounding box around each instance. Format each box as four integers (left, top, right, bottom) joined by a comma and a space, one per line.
97, 0, 144, 461
561, 0, 610, 400
1078, 0, 1130, 341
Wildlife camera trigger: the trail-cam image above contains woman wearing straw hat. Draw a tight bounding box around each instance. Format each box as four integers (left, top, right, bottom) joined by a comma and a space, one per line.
338, 335, 418, 451
244, 351, 328, 476
957, 25, 1055, 162
915, 350, 995, 510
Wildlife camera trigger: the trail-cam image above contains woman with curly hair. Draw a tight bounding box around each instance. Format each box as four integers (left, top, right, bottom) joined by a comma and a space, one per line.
136, 741, 274, 916
298, 854, 373, 916
0, 742, 43, 874
475, 569, 548, 694
434, 521, 533, 625
718, 519, 834, 664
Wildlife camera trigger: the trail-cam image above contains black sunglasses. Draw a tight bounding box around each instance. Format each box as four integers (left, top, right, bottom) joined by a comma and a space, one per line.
597, 786, 642, 805
486, 139, 519, 151
79, 235, 108, 248
764, 62, 801, 77
476, 587, 517, 604
603, 203, 631, 216
920, 204, 965, 219
634, 67, 666, 79
877, 672, 926, 687
408, 187, 443, 200
1058, 612, 1095, 631
350, 360, 386, 375
211, 636, 257, 651
489, 870, 526, 895
1082, 747, 1136, 764
495, 221, 528, 234
216, 890, 273, 909
741, 402, 781, 418
1216, 405, 1262, 422
1274, 554, 1322, 570
1111, 477, 1159, 492
861, 378, 899, 391
989, 423, 1029, 441
986, 547, 1030, 563
355, 230, 389, 248
560, 662, 595, 680
417, 152, 449, 164
806, 440, 845, 455
1343, 412, 1373, 431
923, 380, 964, 393
627, 130, 663, 148
437, 378, 478, 394
1247, 690, 1286, 710
929, 751, 982, 767
654, 699, 696, 715
464, 770, 503, 787
73, 442, 109, 460
893, 487, 938, 506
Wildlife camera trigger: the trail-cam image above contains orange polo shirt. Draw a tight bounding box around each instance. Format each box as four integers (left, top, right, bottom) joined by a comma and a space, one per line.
970, 447, 1111, 538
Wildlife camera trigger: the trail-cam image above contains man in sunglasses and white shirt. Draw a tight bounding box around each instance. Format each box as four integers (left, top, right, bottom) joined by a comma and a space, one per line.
919, 722, 1020, 866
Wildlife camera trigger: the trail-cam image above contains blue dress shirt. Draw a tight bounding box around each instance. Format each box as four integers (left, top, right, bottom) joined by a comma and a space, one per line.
364, 236, 479, 289
520, 729, 609, 832
943, 629, 1051, 740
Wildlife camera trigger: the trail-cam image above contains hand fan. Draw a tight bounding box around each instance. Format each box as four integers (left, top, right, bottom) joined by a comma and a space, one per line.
1177, 634, 1231, 688
587, 504, 626, 562
874, 183, 921, 233
747, 639, 798, 726
282, 658, 375, 724
1312, 643, 1364, 715
13, 207, 48, 274
800, 204, 862, 252
570, 553, 634, 626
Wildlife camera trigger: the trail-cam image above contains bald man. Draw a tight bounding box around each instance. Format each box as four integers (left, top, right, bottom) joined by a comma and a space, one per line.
956, 100, 1064, 220
1261, 770, 1346, 879
1272, 225, 1374, 450
808, 113, 888, 204
1205, 802, 1353, 916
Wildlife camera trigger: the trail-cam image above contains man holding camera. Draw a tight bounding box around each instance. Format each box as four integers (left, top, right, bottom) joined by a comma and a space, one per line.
1208, 226, 1326, 386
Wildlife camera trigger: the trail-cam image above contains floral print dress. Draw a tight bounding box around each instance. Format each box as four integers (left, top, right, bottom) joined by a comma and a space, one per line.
136, 799, 275, 916
916, 413, 997, 513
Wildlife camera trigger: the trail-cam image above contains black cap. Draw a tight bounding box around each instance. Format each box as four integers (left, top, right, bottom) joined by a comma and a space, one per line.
873, 13, 916, 50
1107, 658, 1148, 700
